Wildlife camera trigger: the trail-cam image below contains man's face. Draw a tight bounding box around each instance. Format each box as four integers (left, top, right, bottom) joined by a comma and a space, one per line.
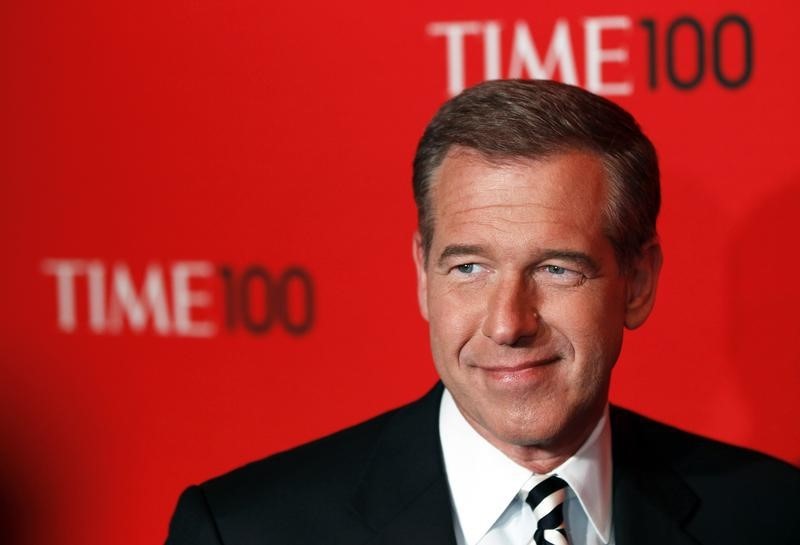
414, 148, 659, 462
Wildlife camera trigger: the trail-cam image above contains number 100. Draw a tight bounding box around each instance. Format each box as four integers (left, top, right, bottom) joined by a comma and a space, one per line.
640, 14, 753, 90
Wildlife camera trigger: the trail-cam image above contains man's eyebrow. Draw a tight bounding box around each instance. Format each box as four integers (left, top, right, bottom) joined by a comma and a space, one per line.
437, 244, 489, 266
436, 245, 603, 273
538, 249, 600, 273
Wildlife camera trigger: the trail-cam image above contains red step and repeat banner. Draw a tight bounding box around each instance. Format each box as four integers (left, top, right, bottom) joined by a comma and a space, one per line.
2, 0, 798, 543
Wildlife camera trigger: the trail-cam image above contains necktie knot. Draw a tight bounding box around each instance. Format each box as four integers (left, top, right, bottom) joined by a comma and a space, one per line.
525, 475, 570, 545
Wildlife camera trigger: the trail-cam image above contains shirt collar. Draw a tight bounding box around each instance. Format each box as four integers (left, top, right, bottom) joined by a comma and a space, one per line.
555, 403, 613, 543
438, 388, 612, 545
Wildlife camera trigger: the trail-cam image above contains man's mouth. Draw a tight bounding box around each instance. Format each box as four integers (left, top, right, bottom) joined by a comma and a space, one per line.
475, 355, 561, 373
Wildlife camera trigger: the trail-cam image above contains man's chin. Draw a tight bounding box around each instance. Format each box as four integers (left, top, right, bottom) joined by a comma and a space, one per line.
466, 406, 565, 449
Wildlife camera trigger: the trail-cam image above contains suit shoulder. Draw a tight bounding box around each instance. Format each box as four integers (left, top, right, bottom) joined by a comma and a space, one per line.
610, 407, 800, 543
196, 385, 442, 520
611, 405, 800, 492
166, 408, 401, 543
202, 405, 396, 505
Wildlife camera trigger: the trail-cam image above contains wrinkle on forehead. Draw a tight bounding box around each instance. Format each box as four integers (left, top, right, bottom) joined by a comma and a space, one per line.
448, 202, 569, 218
440, 174, 605, 224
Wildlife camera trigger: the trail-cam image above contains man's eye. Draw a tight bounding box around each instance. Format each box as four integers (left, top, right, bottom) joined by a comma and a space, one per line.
455, 263, 480, 274
538, 264, 586, 285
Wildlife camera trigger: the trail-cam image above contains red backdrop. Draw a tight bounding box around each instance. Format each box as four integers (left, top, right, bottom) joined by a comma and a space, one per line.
1, 1, 798, 544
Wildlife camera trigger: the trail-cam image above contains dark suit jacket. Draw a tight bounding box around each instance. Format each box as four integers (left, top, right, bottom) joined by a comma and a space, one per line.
165, 384, 800, 544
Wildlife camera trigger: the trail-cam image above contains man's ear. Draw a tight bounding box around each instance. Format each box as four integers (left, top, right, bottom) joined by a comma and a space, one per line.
625, 239, 663, 329
412, 231, 429, 321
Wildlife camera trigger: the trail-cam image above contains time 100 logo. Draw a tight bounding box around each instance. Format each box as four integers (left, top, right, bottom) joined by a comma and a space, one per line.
428, 12, 754, 96
41, 259, 314, 337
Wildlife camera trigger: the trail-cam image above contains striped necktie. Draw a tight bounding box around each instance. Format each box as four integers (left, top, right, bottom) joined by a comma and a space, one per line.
525, 475, 570, 545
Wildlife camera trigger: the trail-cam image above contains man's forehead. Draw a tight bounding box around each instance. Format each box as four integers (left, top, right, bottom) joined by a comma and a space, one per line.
423, 148, 611, 261
430, 147, 608, 211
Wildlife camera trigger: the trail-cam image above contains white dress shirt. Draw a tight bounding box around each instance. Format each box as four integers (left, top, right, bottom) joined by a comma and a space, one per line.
439, 389, 614, 545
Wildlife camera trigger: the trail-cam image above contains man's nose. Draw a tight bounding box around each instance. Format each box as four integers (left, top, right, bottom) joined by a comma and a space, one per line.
481, 275, 539, 346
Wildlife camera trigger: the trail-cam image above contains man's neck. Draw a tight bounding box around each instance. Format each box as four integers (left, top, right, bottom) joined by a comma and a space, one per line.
453, 397, 607, 473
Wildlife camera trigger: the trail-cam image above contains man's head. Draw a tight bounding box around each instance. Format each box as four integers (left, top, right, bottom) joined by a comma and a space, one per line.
413, 79, 660, 272
411, 80, 662, 470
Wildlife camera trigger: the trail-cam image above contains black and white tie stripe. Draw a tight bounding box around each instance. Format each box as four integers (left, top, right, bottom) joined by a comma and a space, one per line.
525, 475, 570, 545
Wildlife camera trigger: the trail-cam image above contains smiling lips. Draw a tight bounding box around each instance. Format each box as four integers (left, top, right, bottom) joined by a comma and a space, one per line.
474, 355, 562, 375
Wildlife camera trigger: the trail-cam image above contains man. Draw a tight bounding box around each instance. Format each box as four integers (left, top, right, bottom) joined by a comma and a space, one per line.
165, 80, 800, 545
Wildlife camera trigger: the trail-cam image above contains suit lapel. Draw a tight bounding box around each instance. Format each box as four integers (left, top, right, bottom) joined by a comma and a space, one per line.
611, 407, 701, 545
351, 384, 457, 545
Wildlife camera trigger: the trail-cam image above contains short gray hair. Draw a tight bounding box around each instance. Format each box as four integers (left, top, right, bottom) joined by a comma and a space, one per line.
412, 79, 660, 270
